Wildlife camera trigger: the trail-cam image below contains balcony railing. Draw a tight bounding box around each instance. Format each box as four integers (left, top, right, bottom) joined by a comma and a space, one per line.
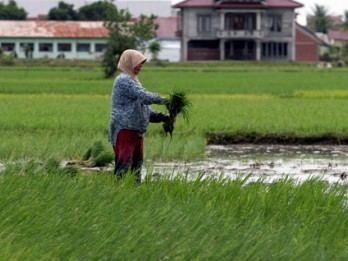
217, 29, 263, 39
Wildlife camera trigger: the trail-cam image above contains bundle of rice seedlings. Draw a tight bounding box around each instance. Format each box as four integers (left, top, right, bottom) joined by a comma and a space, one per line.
68, 140, 113, 168
163, 91, 191, 139
84, 141, 113, 167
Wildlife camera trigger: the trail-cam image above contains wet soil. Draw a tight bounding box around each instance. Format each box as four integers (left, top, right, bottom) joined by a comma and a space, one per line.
206, 132, 348, 145
144, 144, 348, 184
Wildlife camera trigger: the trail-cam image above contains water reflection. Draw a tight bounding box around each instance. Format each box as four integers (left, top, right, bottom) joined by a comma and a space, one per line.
144, 145, 348, 184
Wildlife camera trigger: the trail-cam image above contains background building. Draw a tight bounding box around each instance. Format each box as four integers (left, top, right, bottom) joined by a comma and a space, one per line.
173, 0, 310, 62
0, 21, 108, 60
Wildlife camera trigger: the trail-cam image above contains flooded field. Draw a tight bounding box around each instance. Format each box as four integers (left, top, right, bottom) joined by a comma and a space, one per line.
144, 145, 348, 184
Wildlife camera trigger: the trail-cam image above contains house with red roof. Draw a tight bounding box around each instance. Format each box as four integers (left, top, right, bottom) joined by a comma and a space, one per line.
173, 0, 305, 61
328, 30, 348, 48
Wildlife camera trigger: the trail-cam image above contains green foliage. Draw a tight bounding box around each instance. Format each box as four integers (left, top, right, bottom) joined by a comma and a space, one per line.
342, 42, 348, 59
342, 10, 348, 30
0, 52, 15, 65
308, 4, 332, 33
0, 0, 27, 20
48, 1, 78, 20
78, 1, 118, 21
102, 12, 158, 78
148, 41, 161, 60
132, 14, 159, 53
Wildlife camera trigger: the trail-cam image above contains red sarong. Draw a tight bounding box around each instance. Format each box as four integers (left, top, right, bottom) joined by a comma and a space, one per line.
113, 129, 144, 182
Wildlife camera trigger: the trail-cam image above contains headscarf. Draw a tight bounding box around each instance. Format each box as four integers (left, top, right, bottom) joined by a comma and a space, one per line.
117, 49, 147, 83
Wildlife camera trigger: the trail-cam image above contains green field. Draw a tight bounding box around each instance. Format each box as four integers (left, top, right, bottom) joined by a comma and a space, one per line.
1, 61, 348, 259
2, 62, 348, 161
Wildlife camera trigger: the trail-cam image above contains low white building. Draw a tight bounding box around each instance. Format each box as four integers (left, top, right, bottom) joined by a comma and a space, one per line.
0, 21, 108, 60
0, 18, 180, 62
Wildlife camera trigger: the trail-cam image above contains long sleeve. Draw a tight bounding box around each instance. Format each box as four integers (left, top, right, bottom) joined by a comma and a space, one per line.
149, 111, 169, 123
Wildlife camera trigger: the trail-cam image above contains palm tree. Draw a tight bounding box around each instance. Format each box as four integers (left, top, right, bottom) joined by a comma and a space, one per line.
308, 4, 332, 33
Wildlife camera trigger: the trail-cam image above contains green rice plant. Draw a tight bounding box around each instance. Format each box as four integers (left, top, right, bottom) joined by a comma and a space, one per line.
0, 171, 348, 260
77, 140, 113, 167
44, 157, 61, 173
163, 91, 191, 139
294, 90, 348, 99
2, 63, 348, 161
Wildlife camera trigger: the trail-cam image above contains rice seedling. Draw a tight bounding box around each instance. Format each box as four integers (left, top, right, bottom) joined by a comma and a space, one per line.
67, 140, 114, 167
163, 91, 191, 139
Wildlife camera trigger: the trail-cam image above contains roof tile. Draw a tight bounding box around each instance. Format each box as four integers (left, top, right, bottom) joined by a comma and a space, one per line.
173, 0, 303, 8
0, 21, 109, 38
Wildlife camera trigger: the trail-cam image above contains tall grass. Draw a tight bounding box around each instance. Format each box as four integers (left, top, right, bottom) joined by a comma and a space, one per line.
1, 164, 347, 259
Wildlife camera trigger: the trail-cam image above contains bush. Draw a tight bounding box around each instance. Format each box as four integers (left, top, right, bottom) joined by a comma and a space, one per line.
0, 54, 15, 65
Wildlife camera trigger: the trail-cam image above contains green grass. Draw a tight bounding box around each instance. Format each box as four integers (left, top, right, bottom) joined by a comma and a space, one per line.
2, 93, 348, 160
1, 164, 347, 260
1, 61, 348, 259
1, 63, 348, 160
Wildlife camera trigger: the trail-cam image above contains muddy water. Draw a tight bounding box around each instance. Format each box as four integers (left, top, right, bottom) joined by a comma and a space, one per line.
143, 145, 348, 184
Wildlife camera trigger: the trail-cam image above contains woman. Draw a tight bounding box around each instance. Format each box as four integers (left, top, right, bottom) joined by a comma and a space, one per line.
108, 49, 169, 182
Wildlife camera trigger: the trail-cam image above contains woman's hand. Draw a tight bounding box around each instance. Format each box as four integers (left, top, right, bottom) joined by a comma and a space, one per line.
162, 97, 168, 104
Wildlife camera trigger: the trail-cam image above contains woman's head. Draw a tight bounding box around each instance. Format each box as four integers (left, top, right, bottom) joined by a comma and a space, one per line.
117, 49, 147, 80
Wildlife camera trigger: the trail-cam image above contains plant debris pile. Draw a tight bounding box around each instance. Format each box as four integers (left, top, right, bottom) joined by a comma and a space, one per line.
163, 91, 191, 139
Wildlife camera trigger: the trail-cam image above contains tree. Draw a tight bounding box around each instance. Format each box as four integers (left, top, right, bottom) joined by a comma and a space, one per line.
342, 10, 348, 30
0, 0, 27, 20
148, 41, 161, 60
132, 14, 159, 53
78, 1, 118, 21
48, 1, 78, 20
342, 42, 348, 59
308, 4, 332, 33
102, 10, 158, 78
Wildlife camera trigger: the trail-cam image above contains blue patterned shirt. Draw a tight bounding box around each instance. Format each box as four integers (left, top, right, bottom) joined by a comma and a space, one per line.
108, 72, 166, 146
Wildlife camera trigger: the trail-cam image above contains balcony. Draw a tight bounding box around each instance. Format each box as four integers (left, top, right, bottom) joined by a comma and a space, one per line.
217, 29, 263, 39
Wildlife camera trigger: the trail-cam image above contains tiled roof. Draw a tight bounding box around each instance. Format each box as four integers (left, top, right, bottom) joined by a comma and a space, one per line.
263, 0, 303, 8
173, 0, 215, 7
328, 30, 348, 41
173, 0, 303, 8
0, 21, 109, 38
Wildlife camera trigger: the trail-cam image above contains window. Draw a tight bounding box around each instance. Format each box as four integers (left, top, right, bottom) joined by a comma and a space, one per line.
225, 13, 256, 31
262, 42, 288, 58
269, 15, 282, 32
39, 43, 53, 52
20, 43, 34, 51
58, 43, 72, 52
77, 43, 90, 52
197, 15, 211, 33
233, 15, 245, 30
95, 44, 106, 52
1, 43, 15, 51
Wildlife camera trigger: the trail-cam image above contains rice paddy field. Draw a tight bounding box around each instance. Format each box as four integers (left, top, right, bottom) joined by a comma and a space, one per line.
1, 61, 348, 259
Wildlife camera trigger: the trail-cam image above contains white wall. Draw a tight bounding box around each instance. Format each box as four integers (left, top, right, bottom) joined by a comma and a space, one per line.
0, 38, 107, 60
